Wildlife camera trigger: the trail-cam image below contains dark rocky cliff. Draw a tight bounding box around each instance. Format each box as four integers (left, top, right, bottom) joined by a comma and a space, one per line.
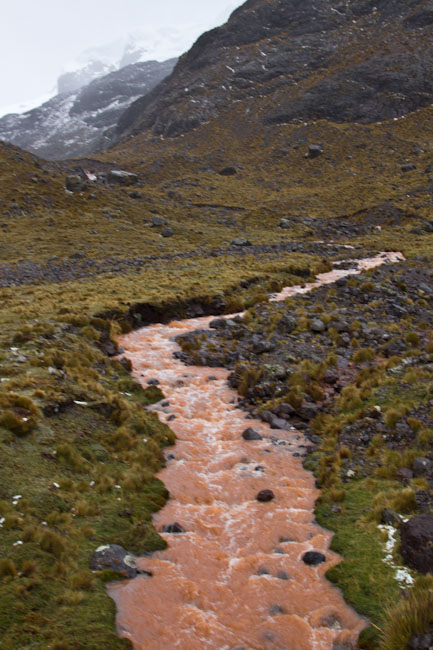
114, 0, 433, 140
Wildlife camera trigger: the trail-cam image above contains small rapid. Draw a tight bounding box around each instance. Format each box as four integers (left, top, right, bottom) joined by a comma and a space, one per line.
108, 252, 404, 650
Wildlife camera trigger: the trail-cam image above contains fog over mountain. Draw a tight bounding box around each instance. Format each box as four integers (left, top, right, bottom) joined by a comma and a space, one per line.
0, 0, 243, 117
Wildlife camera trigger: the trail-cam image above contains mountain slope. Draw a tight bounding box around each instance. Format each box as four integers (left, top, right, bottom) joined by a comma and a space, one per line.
0, 59, 176, 160
114, 0, 433, 140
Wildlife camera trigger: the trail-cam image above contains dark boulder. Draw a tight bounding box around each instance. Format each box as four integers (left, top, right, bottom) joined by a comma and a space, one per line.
219, 166, 237, 176
209, 317, 228, 329
256, 489, 275, 502
90, 544, 139, 578
231, 238, 252, 247
162, 227, 174, 238
413, 457, 433, 477
400, 514, 433, 574
65, 175, 88, 192
302, 551, 326, 565
297, 402, 320, 421
306, 144, 323, 159
242, 427, 263, 441
381, 509, 402, 527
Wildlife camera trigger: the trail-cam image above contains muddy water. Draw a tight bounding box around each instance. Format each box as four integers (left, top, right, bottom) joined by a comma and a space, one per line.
109, 252, 404, 650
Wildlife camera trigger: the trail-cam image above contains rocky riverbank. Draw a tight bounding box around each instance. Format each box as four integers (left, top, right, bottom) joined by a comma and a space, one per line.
176, 256, 433, 649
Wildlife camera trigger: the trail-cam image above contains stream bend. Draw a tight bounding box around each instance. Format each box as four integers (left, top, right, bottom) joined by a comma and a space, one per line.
109, 252, 403, 650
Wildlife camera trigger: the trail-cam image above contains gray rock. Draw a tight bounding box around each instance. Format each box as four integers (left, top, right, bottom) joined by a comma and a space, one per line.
277, 314, 297, 333
298, 402, 320, 421
151, 216, 167, 227
209, 318, 228, 329
242, 427, 263, 441
401, 164, 416, 172
90, 544, 138, 578
65, 175, 88, 192
231, 238, 252, 247
413, 457, 433, 477
108, 170, 139, 185
269, 416, 289, 430
323, 369, 339, 385
162, 227, 174, 238
306, 144, 323, 159
279, 218, 292, 229
381, 509, 402, 527
396, 467, 414, 482
407, 632, 433, 650
311, 318, 326, 333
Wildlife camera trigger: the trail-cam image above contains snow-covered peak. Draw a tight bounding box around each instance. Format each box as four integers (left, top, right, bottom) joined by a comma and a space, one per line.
57, 3, 242, 95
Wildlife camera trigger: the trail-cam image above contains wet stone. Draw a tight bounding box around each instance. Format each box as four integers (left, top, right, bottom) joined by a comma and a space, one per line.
277, 570, 289, 580
269, 604, 286, 615
242, 427, 263, 441
257, 566, 270, 575
256, 489, 275, 502
163, 522, 185, 534
302, 551, 326, 566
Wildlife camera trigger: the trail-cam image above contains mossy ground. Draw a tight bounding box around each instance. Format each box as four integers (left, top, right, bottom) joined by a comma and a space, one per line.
0, 99, 433, 648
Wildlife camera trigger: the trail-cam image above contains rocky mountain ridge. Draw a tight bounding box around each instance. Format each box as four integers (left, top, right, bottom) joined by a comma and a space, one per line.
114, 0, 433, 141
0, 58, 176, 160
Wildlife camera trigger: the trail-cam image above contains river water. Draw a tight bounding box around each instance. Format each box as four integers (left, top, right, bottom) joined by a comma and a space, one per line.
109, 252, 404, 650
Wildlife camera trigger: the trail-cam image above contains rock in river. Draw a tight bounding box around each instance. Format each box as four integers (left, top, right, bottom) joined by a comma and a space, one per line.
256, 489, 275, 502
242, 427, 263, 441
90, 544, 139, 578
302, 551, 326, 566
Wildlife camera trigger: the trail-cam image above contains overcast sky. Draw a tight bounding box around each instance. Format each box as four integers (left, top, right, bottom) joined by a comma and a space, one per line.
0, 0, 244, 115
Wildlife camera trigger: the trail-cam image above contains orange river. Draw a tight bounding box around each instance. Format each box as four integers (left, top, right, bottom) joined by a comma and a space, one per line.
109, 252, 404, 650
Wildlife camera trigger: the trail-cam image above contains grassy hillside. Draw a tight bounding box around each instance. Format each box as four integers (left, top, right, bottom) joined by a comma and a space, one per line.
0, 97, 432, 648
